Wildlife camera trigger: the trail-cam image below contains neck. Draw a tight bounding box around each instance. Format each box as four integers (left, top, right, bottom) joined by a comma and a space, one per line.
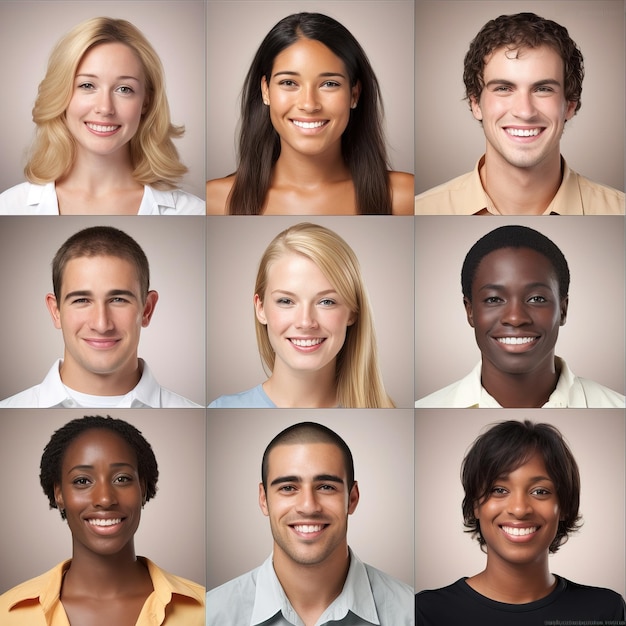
59, 356, 142, 397
264, 361, 338, 408
273, 544, 350, 625
481, 150, 563, 215
468, 554, 555, 604
480, 355, 559, 408
273, 143, 350, 188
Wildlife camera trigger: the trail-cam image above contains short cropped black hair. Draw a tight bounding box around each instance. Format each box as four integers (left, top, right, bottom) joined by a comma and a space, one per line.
40, 416, 158, 518
461, 420, 582, 553
461, 225, 570, 302
261, 422, 355, 493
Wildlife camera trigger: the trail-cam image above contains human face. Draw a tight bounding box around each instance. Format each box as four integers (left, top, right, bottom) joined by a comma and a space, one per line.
255, 253, 355, 378
46, 255, 158, 390
259, 442, 359, 567
464, 247, 567, 376
261, 38, 360, 158
471, 45, 577, 171
473, 451, 561, 568
65, 42, 147, 160
54, 428, 145, 558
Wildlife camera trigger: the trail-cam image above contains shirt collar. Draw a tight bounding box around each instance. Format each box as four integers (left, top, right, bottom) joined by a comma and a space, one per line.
25, 182, 59, 214
139, 186, 177, 215
251, 549, 380, 626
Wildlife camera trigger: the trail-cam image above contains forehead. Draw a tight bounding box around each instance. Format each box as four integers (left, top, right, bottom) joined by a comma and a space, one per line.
473, 247, 558, 288
499, 449, 552, 480
266, 252, 331, 286
483, 44, 565, 82
61, 255, 141, 292
77, 41, 144, 76
272, 37, 348, 75
62, 428, 137, 470
266, 442, 347, 481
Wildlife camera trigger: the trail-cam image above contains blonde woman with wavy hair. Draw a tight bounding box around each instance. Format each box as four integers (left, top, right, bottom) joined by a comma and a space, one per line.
0, 17, 203, 215
209, 222, 394, 408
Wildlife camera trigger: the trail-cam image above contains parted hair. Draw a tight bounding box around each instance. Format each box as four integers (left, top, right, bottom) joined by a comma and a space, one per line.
254, 222, 394, 408
40, 415, 158, 519
463, 12, 584, 113
461, 420, 582, 553
261, 421, 355, 493
227, 12, 392, 214
25, 16, 187, 189
52, 225, 150, 302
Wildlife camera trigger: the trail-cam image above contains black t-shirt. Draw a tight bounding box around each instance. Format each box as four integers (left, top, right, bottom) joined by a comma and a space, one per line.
415, 575, 626, 626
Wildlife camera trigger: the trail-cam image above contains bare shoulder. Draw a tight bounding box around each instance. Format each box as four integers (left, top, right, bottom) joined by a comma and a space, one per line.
206, 175, 235, 215
389, 171, 415, 215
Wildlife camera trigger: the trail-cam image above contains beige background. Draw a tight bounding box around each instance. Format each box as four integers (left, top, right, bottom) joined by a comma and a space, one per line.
206, 216, 415, 408
0, 217, 206, 405
415, 409, 626, 596
415, 0, 625, 193
0, 409, 206, 593
415, 216, 625, 400
0, 0, 206, 199
207, 409, 414, 590
206, 0, 415, 181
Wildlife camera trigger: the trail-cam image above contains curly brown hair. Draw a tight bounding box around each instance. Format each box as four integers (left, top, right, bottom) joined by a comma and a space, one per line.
463, 12, 584, 113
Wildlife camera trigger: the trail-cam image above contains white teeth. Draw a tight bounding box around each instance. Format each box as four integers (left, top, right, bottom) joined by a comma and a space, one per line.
291, 338, 323, 347
292, 120, 326, 129
293, 524, 324, 533
502, 526, 537, 536
497, 337, 536, 345
86, 123, 119, 133
506, 128, 540, 137
88, 518, 122, 527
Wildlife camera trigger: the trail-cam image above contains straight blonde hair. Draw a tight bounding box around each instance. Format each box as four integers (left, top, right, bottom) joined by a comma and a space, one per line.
254, 222, 394, 408
25, 17, 187, 189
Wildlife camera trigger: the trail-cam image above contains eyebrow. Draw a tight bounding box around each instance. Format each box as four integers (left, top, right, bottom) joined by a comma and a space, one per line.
485, 78, 562, 89
270, 474, 345, 487
273, 70, 347, 79
477, 282, 554, 292
271, 289, 339, 297
67, 462, 136, 473
497, 474, 554, 483
63, 289, 139, 303
76, 73, 141, 82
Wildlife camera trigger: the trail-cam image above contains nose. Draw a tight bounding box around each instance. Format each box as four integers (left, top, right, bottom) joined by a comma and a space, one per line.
298, 84, 321, 113
95, 90, 115, 116
89, 303, 115, 333
507, 490, 533, 517
501, 298, 532, 326
511, 89, 537, 120
295, 303, 318, 329
93, 480, 117, 508
295, 485, 322, 515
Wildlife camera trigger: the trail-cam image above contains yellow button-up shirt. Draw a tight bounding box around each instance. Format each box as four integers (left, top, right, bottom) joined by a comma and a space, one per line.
0, 558, 205, 625
415, 157, 625, 215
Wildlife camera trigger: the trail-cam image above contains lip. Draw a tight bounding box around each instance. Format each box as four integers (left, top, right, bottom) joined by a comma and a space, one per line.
83, 338, 121, 349
503, 126, 545, 142
290, 118, 329, 134
289, 522, 329, 539
85, 121, 121, 136
499, 523, 540, 542
288, 337, 326, 352
84, 516, 126, 536
492, 335, 540, 353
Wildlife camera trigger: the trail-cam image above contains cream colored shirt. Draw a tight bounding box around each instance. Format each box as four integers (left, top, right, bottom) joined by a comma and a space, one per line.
0, 558, 205, 626
414, 157, 625, 215
415, 358, 625, 408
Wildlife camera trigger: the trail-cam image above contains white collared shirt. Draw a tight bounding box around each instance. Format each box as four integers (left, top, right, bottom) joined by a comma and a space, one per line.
0, 358, 201, 408
0, 181, 205, 215
415, 357, 625, 408
206, 549, 414, 626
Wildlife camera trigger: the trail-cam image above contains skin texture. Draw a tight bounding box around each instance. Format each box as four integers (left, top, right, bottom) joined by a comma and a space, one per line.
53, 428, 153, 625
45, 255, 158, 396
464, 247, 568, 407
470, 45, 577, 214
467, 451, 561, 604
254, 252, 354, 407
259, 442, 359, 624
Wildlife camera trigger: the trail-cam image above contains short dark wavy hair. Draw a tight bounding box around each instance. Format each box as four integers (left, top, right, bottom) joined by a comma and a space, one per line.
463, 12, 584, 113
40, 415, 158, 519
461, 225, 570, 303
462, 420, 582, 554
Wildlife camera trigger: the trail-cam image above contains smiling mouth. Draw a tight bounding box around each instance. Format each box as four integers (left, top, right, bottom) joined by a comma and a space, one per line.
497, 337, 538, 345
85, 122, 121, 133
501, 525, 538, 536
291, 119, 328, 130
87, 518, 123, 527
505, 127, 542, 137
292, 524, 326, 534
289, 338, 325, 347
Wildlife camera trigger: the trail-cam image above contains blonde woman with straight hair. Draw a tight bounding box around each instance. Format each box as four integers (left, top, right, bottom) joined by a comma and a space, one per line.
209, 222, 394, 408
0, 17, 203, 215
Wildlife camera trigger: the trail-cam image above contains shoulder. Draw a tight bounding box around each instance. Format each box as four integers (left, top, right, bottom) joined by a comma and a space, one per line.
0, 385, 41, 408
577, 378, 625, 407
363, 562, 414, 601
415, 579, 471, 622
208, 384, 274, 408
573, 172, 625, 215
145, 186, 205, 215
0, 182, 47, 215
159, 387, 204, 408
415, 372, 476, 408
206, 567, 259, 624
143, 558, 205, 604
206, 175, 235, 215
558, 577, 626, 614
414, 170, 477, 215
389, 171, 415, 215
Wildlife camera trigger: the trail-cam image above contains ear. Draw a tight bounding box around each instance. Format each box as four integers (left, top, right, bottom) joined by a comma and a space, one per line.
46, 293, 62, 330
259, 482, 269, 517
141, 291, 159, 327
140, 478, 147, 506
261, 76, 270, 106
559, 295, 569, 326
463, 296, 475, 328
347, 481, 359, 515
350, 80, 361, 109
54, 483, 64, 511
141, 93, 150, 115
347, 312, 356, 327
564, 100, 577, 122
254, 293, 267, 325
470, 95, 483, 121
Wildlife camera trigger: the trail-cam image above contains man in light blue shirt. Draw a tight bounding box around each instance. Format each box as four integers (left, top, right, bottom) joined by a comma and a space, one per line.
206, 422, 413, 625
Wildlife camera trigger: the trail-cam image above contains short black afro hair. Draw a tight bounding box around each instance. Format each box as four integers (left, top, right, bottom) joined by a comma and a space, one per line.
40, 415, 158, 518
461, 225, 570, 302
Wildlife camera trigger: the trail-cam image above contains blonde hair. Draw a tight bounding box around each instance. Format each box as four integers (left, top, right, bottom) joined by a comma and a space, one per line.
25, 17, 187, 189
254, 222, 394, 408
